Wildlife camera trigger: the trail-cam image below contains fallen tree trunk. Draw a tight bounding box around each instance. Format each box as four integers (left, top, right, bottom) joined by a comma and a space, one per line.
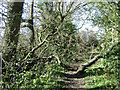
19, 41, 119, 74
74, 55, 102, 76
52, 42, 120, 73
73, 42, 120, 76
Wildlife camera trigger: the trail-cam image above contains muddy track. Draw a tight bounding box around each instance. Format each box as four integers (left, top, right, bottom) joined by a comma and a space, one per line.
61, 62, 88, 89
63, 74, 85, 89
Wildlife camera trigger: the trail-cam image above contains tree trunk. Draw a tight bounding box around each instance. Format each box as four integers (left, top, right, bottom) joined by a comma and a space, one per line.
3, 1, 24, 62
118, 1, 120, 35
29, 0, 35, 47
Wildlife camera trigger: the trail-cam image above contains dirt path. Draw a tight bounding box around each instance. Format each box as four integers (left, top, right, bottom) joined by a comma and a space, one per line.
61, 62, 87, 89
63, 72, 85, 88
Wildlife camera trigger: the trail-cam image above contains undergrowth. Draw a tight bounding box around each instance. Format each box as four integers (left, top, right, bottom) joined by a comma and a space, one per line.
1, 62, 65, 89
84, 59, 119, 89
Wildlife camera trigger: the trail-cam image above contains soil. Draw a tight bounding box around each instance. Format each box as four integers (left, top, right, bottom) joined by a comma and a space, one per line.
61, 62, 88, 89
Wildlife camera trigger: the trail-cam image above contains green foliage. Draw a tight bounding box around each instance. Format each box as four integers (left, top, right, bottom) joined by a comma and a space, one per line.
85, 44, 120, 89
85, 74, 119, 89
85, 62, 119, 89
2, 60, 65, 88
2, 1, 118, 89
84, 2, 120, 89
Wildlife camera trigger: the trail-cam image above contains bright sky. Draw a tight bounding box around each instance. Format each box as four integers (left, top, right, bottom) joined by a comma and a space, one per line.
0, 0, 100, 37
80, 24, 99, 32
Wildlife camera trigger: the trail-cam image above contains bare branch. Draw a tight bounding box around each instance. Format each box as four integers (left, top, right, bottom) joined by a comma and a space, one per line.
39, 44, 49, 56
65, 2, 74, 16
67, 2, 91, 17
21, 33, 51, 62
0, 12, 7, 17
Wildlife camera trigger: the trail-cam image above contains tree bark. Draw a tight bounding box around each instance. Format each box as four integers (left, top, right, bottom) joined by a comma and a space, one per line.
3, 1, 24, 62
118, 1, 120, 35
29, 0, 35, 47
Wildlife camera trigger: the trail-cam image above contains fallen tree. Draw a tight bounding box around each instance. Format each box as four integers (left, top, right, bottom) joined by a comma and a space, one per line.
69, 41, 120, 76
51, 42, 120, 76
17, 39, 119, 74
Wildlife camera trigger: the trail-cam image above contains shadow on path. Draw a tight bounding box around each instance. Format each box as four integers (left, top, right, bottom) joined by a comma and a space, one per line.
60, 67, 105, 89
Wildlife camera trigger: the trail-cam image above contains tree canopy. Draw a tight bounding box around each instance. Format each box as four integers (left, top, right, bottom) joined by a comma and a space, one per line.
0, 1, 119, 89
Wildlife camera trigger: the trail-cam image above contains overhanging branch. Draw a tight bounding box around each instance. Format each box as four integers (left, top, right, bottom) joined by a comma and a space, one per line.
21, 33, 51, 62
66, 42, 120, 77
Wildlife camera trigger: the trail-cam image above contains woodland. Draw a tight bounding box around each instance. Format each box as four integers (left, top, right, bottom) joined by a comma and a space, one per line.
0, 0, 120, 89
